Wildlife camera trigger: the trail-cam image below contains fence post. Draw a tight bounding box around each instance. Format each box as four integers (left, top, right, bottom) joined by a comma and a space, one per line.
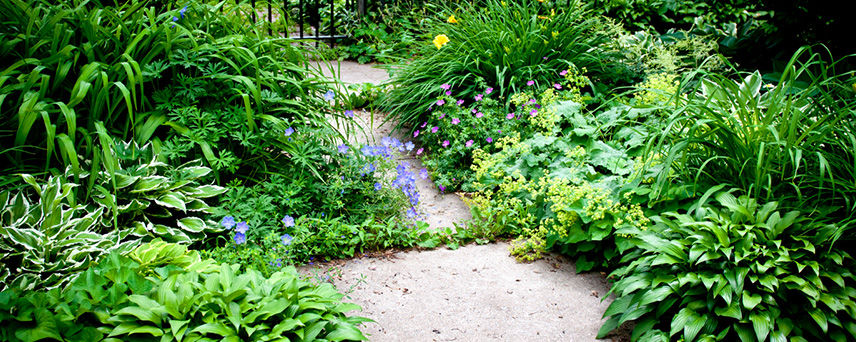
357, 0, 365, 18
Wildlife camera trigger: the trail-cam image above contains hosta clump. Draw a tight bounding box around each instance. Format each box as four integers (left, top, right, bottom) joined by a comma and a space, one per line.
90, 141, 225, 243
0, 175, 137, 292
0, 241, 369, 342
599, 191, 856, 341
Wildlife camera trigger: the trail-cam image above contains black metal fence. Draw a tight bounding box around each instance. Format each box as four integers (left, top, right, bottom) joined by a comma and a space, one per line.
236, 0, 366, 47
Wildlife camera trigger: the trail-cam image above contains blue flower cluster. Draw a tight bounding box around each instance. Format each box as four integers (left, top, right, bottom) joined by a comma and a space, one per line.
392, 162, 422, 219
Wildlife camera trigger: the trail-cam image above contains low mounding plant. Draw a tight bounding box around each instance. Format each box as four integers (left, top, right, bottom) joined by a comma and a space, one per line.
0, 240, 370, 342
599, 189, 856, 341
379, 0, 612, 128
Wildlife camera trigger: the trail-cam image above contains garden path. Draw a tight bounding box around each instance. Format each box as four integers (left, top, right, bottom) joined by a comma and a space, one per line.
305, 61, 620, 341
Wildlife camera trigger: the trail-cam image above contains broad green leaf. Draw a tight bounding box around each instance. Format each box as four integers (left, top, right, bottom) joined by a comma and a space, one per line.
742, 292, 762, 310
749, 311, 772, 341
155, 193, 186, 212
325, 323, 367, 341
177, 217, 205, 233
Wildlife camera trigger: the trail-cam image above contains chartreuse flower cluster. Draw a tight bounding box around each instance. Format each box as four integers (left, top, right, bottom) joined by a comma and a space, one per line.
633, 72, 680, 106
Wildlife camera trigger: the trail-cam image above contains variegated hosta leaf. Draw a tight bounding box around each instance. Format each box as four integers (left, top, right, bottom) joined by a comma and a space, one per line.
131, 176, 169, 193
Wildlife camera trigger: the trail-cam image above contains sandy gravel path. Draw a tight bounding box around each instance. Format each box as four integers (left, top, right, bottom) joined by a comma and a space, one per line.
306, 60, 620, 341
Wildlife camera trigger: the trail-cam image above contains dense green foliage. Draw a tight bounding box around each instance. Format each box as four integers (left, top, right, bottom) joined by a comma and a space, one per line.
378, 0, 614, 128
0, 240, 369, 342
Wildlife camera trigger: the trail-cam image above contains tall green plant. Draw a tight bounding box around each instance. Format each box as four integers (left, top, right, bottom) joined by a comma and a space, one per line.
378, 0, 611, 128
647, 47, 856, 229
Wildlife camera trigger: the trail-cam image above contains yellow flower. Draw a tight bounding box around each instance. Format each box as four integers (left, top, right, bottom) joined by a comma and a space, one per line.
447, 14, 458, 23
433, 34, 450, 49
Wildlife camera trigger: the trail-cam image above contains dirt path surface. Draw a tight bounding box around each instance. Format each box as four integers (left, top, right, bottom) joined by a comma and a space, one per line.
307, 60, 618, 341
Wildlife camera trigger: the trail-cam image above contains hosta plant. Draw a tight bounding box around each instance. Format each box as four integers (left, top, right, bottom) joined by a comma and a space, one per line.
599, 190, 856, 341
0, 174, 136, 292
0, 241, 370, 342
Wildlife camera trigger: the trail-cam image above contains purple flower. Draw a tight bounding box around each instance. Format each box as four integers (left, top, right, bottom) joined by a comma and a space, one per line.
465, 140, 474, 147
472, 108, 477, 113
439, 113, 445, 119
281, 233, 293, 246
421, 122, 428, 128
442, 140, 450, 147
441, 83, 451, 90
414, 130, 420, 137
233, 232, 246, 244
405, 141, 415, 151
284, 127, 295, 136
337, 144, 349, 154
431, 126, 439, 133
446, 91, 452, 96
456, 99, 464, 106
527, 80, 535, 86
487, 137, 493, 143
420, 168, 429, 179
506, 113, 515, 119
281, 215, 295, 227
436, 99, 445, 106
179, 5, 187, 18
485, 87, 494, 94
416, 148, 424, 155
530, 109, 538, 116
344, 110, 355, 118
406, 207, 418, 219
374, 182, 382, 191
554, 83, 562, 89
475, 112, 484, 118
172, 16, 179, 22
474, 94, 483, 101
236, 221, 249, 234
439, 184, 446, 193
323, 90, 335, 101
451, 117, 460, 125
560, 69, 568, 76
221, 216, 236, 229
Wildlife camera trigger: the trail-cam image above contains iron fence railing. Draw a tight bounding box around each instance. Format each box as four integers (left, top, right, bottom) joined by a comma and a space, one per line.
234, 0, 366, 47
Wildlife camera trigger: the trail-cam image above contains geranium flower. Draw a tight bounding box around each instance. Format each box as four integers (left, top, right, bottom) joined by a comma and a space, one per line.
436, 99, 445, 106
560, 69, 568, 76
451, 118, 460, 125
221, 216, 236, 229
527, 80, 535, 86
476, 112, 484, 118
234, 232, 246, 244
442, 140, 450, 147
465, 140, 474, 147
475, 94, 483, 101
446, 91, 452, 96
405, 141, 415, 151
433, 34, 450, 49
281, 234, 293, 246
441, 83, 451, 90
337, 144, 349, 154
485, 87, 494, 94
416, 148, 424, 155
421, 122, 428, 128
284, 127, 295, 136
281, 215, 295, 227
323, 90, 335, 101
530, 109, 538, 116
431, 126, 439, 133
487, 137, 493, 143
420, 168, 429, 179
506, 113, 515, 119
344, 110, 355, 118
414, 130, 420, 137
554, 83, 562, 89
236, 221, 249, 234
374, 182, 382, 191
439, 113, 445, 119
456, 99, 464, 106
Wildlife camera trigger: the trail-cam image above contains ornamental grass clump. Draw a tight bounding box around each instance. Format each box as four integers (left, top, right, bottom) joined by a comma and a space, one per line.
379, 0, 612, 128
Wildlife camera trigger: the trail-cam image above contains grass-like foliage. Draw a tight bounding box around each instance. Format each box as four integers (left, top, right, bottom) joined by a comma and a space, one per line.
599, 190, 856, 341
648, 47, 856, 231
0, 0, 326, 184
378, 0, 611, 128
0, 240, 369, 342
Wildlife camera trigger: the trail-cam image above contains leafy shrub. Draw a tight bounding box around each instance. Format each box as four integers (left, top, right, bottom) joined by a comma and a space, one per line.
599, 190, 856, 341
378, 0, 612, 127
647, 48, 856, 230
417, 67, 593, 191
0, 0, 327, 183
0, 240, 369, 342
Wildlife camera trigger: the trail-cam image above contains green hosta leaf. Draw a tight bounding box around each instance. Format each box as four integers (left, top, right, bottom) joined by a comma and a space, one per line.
188, 185, 226, 198
325, 323, 367, 341
108, 323, 164, 337
270, 318, 303, 336
742, 292, 762, 310
670, 307, 704, 341
131, 176, 169, 193
177, 217, 206, 233
155, 193, 186, 212
808, 308, 828, 332
114, 306, 162, 325
714, 301, 743, 320
169, 319, 190, 338
180, 166, 211, 180
191, 323, 234, 336
749, 311, 772, 341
